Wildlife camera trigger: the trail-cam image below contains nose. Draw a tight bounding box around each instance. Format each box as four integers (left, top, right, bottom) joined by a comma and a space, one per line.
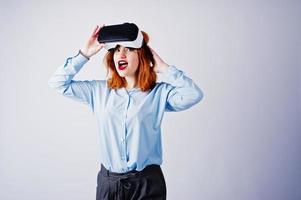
119, 51, 126, 58
119, 48, 126, 58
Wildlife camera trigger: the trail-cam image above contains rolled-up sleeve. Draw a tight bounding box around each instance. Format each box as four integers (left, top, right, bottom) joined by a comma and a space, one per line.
162, 65, 204, 112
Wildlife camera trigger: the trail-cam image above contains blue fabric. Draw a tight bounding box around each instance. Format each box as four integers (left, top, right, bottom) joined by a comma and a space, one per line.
48, 50, 204, 173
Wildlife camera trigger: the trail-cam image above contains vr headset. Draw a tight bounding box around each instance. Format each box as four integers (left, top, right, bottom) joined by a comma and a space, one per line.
97, 22, 144, 51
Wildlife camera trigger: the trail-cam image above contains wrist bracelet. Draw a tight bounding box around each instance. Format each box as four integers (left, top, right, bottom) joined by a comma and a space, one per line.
79, 50, 90, 60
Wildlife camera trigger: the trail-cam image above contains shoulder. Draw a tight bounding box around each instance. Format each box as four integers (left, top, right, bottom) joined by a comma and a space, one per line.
152, 82, 173, 93
90, 80, 110, 91
155, 81, 173, 89
94, 80, 107, 86
80, 80, 104, 87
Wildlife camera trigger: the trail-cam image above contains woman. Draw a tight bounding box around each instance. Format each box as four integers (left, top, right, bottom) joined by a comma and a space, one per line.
48, 24, 203, 200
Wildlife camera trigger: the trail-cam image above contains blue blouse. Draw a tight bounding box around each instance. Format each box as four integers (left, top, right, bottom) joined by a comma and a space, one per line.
48, 50, 203, 173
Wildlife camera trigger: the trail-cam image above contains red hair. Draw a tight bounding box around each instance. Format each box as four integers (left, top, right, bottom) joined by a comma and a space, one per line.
103, 31, 157, 92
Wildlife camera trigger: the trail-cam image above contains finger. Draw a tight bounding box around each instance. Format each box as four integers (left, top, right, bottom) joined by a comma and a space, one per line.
148, 45, 158, 56
92, 25, 99, 35
96, 44, 105, 51
93, 27, 102, 37
99, 23, 105, 28
97, 24, 105, 33
97, 23, 104, 31
93, 24, 105, 37
148, 45, 155, 52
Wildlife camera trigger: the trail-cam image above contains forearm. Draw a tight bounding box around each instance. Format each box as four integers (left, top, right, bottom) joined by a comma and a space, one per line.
162, 65, 204, 111
48, 50, 89, 94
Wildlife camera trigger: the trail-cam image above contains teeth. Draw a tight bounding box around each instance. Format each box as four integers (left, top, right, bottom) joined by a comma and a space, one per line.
118, 60, 128, 65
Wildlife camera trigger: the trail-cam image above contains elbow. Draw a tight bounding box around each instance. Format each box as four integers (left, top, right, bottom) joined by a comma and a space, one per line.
47, 79, 61, 90
187, 85, 204, 106
47, 79, 69, 95
47, 79, 54, 89
47, 78, 56, 90
176, 87, 204, 111
195, 87, 204, 103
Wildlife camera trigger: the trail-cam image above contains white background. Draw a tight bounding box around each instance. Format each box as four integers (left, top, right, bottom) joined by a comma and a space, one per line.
0, 0, 300, 199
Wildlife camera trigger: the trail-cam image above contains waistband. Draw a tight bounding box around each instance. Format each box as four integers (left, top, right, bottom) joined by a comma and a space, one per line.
100, 164, 161, 178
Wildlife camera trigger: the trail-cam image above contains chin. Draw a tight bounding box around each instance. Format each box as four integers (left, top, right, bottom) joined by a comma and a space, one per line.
117, 72, 127, 77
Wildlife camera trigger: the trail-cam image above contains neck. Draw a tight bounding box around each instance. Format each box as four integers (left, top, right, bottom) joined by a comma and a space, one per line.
125, 76, 136, 89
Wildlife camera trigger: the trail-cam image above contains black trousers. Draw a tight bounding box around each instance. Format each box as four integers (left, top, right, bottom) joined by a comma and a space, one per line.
96, 164, 167, 200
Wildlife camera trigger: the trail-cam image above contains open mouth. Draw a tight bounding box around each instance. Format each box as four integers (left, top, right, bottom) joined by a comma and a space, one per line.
118, 60, 128, 70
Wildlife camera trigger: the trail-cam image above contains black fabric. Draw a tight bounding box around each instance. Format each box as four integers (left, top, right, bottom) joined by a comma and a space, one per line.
96, 164, 167, 200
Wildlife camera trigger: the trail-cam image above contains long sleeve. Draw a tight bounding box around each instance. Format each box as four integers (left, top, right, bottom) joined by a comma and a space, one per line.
162, 65, 204, 112
48, 50, 96, 109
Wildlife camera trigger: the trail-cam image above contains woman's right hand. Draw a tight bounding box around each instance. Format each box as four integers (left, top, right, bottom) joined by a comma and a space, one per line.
80, 24, 106, 58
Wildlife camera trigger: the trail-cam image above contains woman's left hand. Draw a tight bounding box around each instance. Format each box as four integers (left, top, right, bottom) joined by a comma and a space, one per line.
148, 46, 169, 73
